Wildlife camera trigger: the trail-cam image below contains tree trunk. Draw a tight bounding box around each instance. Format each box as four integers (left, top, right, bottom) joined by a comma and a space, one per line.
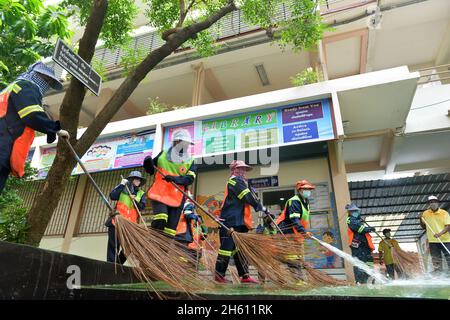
25, 0, 109, 246
24, 0, 237, 246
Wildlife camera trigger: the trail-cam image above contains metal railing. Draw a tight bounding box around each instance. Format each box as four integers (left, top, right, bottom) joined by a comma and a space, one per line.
417, 64, 450, 85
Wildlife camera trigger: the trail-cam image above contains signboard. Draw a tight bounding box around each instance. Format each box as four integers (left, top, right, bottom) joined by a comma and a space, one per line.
248, 176, 279, 189
52, 38, 102, 96
37, 131, 154, 178
163, 99, 335, 156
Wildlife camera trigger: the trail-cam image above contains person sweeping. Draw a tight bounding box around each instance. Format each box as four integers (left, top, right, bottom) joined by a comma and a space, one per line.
106, 171, 146, 264
143, 129, 197, 238
0, 61, 69, 194
275, 180, 314, 282
175, 191, 206, 261
214, 160, 267, 284
346, 202, 376, 284
378, 228, 404, 279
419, 195, 450, 274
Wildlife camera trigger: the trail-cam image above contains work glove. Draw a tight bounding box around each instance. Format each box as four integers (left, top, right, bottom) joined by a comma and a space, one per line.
163, 175, 176, 182
57, 129, 70, 139
261, 206, 271, 215
302, 232, 313, 239
367, 227, 376, 232
120, 178, 129, 185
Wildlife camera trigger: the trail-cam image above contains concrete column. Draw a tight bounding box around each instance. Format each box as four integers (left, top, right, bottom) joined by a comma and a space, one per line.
328, 140, 355, 282
61, 175, 88, 253
191, 62, 205, 106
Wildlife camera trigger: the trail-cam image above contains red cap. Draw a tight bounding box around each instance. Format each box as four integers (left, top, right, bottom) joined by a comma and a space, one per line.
296, 180, 316, 190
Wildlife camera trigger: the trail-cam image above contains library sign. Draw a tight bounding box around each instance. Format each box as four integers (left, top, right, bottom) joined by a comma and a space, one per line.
163, 99, 335, 156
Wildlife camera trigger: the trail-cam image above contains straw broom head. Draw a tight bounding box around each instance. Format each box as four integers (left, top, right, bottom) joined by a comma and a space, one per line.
392, 247, 424, 277
232, 232, 350, 288
114, 215, 213, 298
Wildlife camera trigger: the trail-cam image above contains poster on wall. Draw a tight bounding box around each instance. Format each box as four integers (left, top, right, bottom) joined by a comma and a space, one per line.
37, 147, 57, 178
304, 211, 344, 269
163, 99, 335, 157
309, 182, 330, 211
37, 130, 155, 178
73, 132, 154, 174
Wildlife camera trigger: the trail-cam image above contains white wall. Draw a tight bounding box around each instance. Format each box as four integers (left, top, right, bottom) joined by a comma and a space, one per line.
67, 235, 108, 262
405, 84, 450, 134
39, 237, 64, 252
196, 157, 331, 199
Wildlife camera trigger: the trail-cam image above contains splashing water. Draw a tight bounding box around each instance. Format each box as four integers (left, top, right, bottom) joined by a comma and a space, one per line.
311, 236, 389, 284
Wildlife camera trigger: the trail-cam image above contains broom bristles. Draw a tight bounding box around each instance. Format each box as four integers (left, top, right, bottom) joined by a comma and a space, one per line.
114, 215, 213, 298
392, 247, 424, 277
232, 232, 348, 289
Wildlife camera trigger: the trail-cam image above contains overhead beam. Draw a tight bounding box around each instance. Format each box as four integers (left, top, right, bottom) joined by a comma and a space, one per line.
365, 28, 377, 72
122, 99, 145, 117
322, 28, 369, 77
344, 129, 392, 140
204, 68, 227, 102
359, 29, 368, 74
346, 161, 385, 173
318, 40, 329, 81
435, 22, 450, 66
394, 159, 450, 172
191, 62, 205, 106
379, 130, 395, 168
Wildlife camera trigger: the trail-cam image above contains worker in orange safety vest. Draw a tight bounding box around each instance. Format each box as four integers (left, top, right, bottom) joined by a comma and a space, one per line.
105, 171, 146, 264
0, 62, 69, 194
143, 129, 197, 238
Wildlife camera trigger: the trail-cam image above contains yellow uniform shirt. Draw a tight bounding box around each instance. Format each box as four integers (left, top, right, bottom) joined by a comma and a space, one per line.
378, 238, 400, 265
422, 208, 450, 243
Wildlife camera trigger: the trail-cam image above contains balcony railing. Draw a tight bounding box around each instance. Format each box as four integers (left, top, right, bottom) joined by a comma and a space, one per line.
417, 64, 450, 86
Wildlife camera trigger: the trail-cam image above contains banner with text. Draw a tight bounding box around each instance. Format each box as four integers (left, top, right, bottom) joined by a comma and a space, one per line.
163, 99, 335, 156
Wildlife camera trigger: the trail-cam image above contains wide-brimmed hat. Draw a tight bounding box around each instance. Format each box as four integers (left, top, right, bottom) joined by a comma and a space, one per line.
127, 171, 146, 184
229, 160, 252, 171
29, 62, 63, 90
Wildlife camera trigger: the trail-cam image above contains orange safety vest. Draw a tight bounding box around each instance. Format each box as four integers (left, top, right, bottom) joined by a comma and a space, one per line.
147, 150, 194, 207
276, 195, 310, 230
0, 82, 35, 177
221, 179, 253, 229
112, 189, 144, 225
348, 228, 375, 251
176, 212, 195, 236
188, 225, 203, 250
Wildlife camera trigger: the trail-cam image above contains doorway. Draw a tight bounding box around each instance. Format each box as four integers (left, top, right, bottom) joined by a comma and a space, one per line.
260, 188, 295, 218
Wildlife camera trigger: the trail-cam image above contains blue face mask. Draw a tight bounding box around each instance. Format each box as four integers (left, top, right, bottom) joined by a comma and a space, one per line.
351, 210, 361, 218
302, 190, 312, 199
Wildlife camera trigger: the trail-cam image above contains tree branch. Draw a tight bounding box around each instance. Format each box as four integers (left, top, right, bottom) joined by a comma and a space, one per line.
76, 0, 237, 155
58, 0, 108, 143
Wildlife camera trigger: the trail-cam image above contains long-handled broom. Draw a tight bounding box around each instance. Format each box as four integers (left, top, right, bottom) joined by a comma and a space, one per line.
152, 166, 307, 287
61, 138, 210, 297
362, 219, 423, 276
191, 222, 241, 284
249, 189, 348, 287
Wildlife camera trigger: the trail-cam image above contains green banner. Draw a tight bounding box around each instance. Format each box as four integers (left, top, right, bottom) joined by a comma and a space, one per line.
202, 110, 277, 132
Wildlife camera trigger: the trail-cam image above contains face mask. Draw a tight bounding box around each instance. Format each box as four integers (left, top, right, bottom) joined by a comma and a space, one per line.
430, 203, 439, 211
302, 190, 312, 199
351, 210, 361, 218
